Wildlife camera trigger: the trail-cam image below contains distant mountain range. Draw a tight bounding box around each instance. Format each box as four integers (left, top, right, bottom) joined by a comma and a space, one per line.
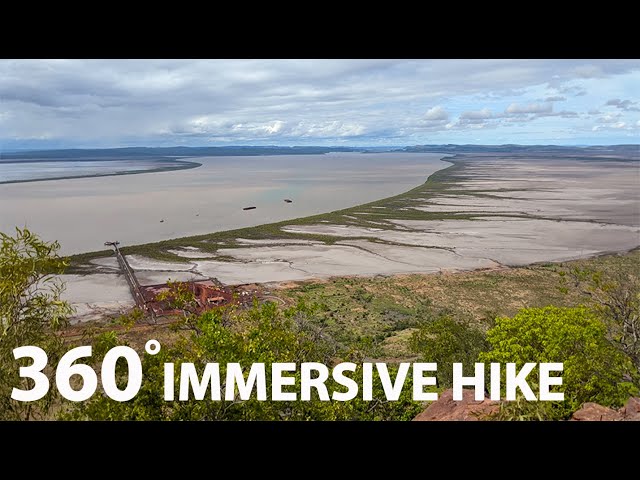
1, 144, 637, 161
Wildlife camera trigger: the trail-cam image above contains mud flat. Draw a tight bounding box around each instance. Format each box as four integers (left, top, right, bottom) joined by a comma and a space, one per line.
64, 154, 640, 322
60, 274, 135, 323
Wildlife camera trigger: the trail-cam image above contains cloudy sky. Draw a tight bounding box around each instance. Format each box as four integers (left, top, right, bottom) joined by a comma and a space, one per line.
1, 59, 639, 150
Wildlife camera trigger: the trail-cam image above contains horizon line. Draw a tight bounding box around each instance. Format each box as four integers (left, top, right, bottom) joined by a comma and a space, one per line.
2, 143, 639, 154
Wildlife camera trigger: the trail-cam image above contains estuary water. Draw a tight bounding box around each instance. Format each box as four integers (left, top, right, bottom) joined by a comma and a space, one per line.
0, 153, 449, 254
0, 159, 181, 183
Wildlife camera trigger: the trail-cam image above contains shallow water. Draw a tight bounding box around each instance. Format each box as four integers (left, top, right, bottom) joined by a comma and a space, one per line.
0, 152, 449, 254
0, 159, 173, 183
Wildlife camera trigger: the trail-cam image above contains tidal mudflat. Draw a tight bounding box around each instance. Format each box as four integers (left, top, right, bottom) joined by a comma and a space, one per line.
63, 153, 639, 322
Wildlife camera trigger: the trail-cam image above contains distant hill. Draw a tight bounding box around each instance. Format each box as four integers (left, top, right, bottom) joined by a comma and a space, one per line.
400, 144, 640, 159
0, 146, 365, 161
2, 144, 638, 162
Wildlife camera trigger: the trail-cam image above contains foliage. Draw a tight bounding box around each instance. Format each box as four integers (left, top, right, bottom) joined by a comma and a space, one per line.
479, 306, 638, 420
63, 301, 422, 421
0, 227, 72, 420
490, 393, 556, 421
115, 307, 143, 331
156, 280, 198, 317
92, 331, 121, 359
409, 315, 489, 388
561, 266, 640, 374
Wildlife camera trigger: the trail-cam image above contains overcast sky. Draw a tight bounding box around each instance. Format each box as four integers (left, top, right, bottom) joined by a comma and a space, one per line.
1, 59, 639, 150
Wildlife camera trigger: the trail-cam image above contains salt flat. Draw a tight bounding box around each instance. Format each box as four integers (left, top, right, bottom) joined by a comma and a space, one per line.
60, 274, 135, 323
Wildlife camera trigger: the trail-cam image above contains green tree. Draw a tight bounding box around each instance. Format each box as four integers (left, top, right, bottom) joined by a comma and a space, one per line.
156, 280, 198, 319
409, 315, 488, 388
0, 227, 73, 420
479, 306, 638, 420
561, 267, 639, 374
64, 301, 422, 421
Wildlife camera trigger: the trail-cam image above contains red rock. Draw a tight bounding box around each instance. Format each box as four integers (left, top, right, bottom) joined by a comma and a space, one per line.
413, 388, 499, 421
620, 397, 640, 421
571, 402, 623, 421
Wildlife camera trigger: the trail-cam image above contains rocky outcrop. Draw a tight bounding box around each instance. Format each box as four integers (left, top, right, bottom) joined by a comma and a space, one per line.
413, 389, 640, 421
413, 388, 499, 421
570, 403, 623, 421
620, 397, 640, 420
571, 397, 640, 421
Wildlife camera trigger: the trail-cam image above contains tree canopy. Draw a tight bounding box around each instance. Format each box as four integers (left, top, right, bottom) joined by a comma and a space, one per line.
409, 315, 488, 388
65, 301, 422, 421
0, 228, 72, 420
479, 306, 639, 419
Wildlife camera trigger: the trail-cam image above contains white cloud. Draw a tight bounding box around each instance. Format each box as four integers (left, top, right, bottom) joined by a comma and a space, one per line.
424, 106, 449, 121
572, 65, 604, 78
1, 59, 639, 147
544, 96, 566, 102
460, 108, 492, 120
290, 121, 366, 138
597, 113, 622, 123
592, 118, 636, 132
263, 120, 284, 134
230, 121, 285, 135
506, 102, 553, 115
